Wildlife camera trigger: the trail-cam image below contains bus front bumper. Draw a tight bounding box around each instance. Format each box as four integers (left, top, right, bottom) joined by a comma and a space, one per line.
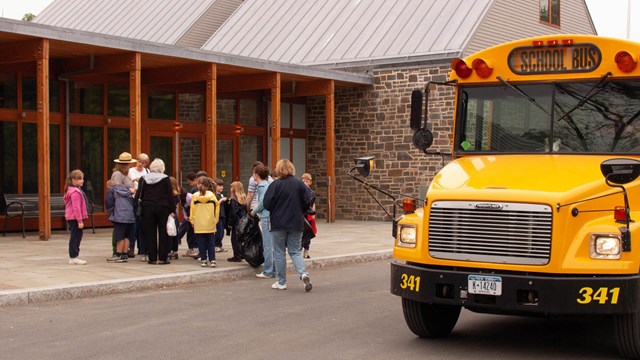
391, 261, 640, 315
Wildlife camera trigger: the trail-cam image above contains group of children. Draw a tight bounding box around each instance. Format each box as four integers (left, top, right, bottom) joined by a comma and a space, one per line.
63, 165, 317, 271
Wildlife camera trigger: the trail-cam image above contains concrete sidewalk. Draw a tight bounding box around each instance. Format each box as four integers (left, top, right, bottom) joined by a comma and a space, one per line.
0, 220, 394, 307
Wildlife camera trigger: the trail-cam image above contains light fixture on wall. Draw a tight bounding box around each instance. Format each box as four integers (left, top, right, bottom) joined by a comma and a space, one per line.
104, 116, 111, 124
173, 122, 183, 131
18, 112, 27, 119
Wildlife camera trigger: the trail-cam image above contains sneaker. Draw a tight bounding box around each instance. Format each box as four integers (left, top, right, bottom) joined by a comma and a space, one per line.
215, 247, 228, 253
227, 256, 242, 262
271, 282, 287, 290
69, 257, 87, 265
120, 255, 128, 263
127, 249, 136, 258
209, 260, 217, 268
256, 272, 274, 279
200, 260, 208, 267
139, 254, 148, 262
302, 274, 312, 292
303, 249, 310, 259
106, 255, 124, 263
191, 250, 200, 259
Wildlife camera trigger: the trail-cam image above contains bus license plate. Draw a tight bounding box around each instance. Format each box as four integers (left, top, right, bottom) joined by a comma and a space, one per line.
468, 275, 502, 296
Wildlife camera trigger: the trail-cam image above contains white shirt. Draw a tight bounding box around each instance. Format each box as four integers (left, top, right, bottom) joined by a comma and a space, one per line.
128, 167, 149, 189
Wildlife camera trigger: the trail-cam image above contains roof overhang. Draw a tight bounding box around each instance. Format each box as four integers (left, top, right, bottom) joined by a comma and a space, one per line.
0, 18, 373, 87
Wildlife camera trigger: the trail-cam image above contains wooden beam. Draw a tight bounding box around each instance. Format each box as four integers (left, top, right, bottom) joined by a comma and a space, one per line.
142, 63, 211, 85
218, 73, 279, 93
270, 73, 281, 170
205, 64, 217, 177
129, 53, 141, 156
60, 52, 139, 76
0, 39, 42, 64
325, 80, 336, 222
284, 79, 334, 98
36, 39, 51, 240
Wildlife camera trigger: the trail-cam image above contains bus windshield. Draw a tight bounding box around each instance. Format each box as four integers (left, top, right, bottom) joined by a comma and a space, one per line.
456, 80, 640, 154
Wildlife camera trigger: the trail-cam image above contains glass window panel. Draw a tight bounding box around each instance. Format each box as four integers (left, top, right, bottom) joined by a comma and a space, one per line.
292, 138, 306, 175
148, 90, 175, 120
181, 136, 202, 188
217, 98, 236, 125
293, 103, 306, 129
240, 135, 263, 190
281, 102, 291, 128
21, 124, 61, 193
150, 136, 174, 176
69, 126, 104, 211
0, 73, 17, 109
280, 137, 291, 163
50, 124, 61, 192
50, 79, 60, 113
0, 121, 18, 193
22, 77, 37, 111
107, 85, 129, 117
216, 139, 233, 189
239, 98, 261, 126
107, 128, 130, 172
70, 81, 103, 115
22, 123, 37, 193
22, 77, 60, 112
179, 93, 204, 123
539, 0, 549, 22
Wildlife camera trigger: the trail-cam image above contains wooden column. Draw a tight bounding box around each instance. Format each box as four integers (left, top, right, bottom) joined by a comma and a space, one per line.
325, 81, 335, 222
205, 64, 217, 176
270, 73, 281, 170
129, 53, 141, 155
36, 39, 51, 240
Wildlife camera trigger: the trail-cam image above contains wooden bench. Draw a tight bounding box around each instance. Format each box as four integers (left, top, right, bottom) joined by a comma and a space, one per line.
1, 193, 95, 238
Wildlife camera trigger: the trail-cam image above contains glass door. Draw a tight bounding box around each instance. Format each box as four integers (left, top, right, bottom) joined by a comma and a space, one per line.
149, 131, 176, 177
217, 134, 235, 187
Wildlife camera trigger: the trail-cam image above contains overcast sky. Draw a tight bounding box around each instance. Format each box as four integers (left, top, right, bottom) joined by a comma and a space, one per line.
0, 0, 638, 41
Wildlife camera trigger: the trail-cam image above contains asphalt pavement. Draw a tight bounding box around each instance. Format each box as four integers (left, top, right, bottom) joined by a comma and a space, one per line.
0, 220, 393, 307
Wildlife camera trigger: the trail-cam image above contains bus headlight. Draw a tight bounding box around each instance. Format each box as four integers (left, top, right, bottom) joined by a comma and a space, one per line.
590, 234, 621, 259
397, 224, 417, 248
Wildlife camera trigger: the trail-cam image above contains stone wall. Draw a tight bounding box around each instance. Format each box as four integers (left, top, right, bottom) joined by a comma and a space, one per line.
307, 64, 455, 221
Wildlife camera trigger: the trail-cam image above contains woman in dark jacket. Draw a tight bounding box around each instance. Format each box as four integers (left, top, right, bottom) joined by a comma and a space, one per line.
263, 159, 314, 292
134, 158, 176, 265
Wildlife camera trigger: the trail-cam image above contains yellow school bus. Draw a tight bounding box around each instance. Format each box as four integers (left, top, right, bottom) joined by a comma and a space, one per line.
362, 34, 640, 358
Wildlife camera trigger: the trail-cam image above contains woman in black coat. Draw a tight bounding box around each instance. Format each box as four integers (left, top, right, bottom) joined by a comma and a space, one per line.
134, 158, 176, 265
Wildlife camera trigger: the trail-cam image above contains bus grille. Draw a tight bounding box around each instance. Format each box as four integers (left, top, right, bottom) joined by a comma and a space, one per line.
428, 201, 552, 265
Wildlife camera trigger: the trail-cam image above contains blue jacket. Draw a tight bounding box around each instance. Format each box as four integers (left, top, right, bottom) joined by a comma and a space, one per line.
252, 180, 270, 219
106, 184, 135, 224
263, 175, 313, 231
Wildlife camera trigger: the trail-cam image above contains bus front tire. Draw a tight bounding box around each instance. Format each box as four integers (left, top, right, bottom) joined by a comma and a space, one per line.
615, 312, 640, 359
401, 298, 461, 338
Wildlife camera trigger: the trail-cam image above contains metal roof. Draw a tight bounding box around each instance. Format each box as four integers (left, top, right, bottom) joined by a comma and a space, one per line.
34, 0, 214, 45
0, 18, 372, 86
202, 0, 493, 68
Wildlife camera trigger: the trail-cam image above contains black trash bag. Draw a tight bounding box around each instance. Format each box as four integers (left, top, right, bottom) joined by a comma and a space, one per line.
237, 214, 264, 268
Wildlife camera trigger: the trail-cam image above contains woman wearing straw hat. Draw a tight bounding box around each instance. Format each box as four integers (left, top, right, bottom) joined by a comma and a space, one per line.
106, 152, 137, 262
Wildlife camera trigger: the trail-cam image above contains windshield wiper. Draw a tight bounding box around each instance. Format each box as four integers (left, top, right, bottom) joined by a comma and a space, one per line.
497, 76, 550, 115
556, 72, 612, 122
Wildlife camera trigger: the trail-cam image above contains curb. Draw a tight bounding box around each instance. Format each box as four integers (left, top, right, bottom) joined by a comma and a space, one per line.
0, 250, 392, 307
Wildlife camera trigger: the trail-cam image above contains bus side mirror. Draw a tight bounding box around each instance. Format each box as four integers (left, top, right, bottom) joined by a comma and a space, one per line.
354, 156, 375, 177
601, 158, 640, 184
410, 89, 422, 131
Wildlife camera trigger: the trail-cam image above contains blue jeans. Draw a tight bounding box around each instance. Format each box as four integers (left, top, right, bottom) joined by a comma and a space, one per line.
195, 233, 215, 262
271, 229, 307, 285
261, 216, 275, 276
